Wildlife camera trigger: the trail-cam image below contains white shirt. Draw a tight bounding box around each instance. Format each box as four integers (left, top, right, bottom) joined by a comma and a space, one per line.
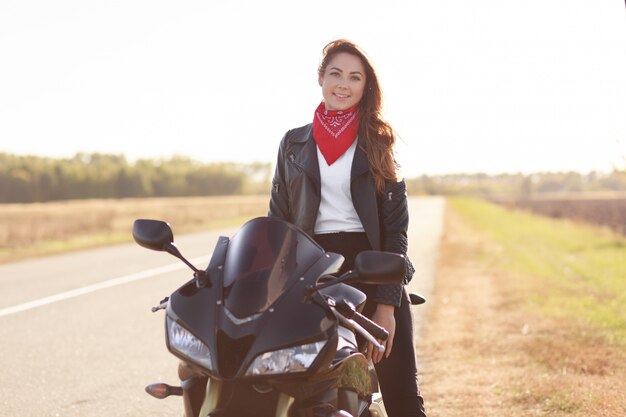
314, 140, 365, 234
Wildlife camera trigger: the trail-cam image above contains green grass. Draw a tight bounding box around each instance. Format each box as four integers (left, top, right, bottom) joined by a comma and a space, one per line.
449, 197, 626, 345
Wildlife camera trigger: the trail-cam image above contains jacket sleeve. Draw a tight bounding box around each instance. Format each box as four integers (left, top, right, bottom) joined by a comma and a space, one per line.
373, 179, 412, 307
268, 132, 291, 221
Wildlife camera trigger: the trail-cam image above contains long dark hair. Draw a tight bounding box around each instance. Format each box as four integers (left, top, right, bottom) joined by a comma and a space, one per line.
317, 39, 398, 195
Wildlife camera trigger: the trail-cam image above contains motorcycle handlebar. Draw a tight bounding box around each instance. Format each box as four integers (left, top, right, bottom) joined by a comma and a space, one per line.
352, 310, 389, 342
335, 299, 389, 342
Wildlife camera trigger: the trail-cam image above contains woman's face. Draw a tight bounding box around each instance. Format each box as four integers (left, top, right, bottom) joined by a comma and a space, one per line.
319, 52, 366, 111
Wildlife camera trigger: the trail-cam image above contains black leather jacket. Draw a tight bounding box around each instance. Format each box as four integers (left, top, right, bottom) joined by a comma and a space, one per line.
268, 123, 414, 307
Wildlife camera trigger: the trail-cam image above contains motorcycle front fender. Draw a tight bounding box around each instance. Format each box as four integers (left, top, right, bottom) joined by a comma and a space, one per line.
198, 378, 295, 417
334, 353, 373, 398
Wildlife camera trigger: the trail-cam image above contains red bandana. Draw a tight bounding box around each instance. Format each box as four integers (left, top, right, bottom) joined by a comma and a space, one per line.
312, 101, 360, 165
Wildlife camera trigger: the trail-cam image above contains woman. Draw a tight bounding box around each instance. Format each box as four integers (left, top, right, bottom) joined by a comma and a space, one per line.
269, 39, 427, 417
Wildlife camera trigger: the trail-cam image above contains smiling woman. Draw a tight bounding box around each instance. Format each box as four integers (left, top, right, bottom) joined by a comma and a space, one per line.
268, 39, 428, 417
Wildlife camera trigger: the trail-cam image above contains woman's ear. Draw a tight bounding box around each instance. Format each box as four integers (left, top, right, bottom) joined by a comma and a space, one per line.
318, 76, 323, 87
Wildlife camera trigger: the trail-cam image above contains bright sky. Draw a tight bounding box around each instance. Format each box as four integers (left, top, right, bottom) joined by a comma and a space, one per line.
1, 0, 625, 177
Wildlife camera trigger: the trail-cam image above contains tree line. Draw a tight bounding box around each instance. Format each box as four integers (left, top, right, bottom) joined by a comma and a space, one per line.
406, 170, 626, 200
0, 153, 273, 203
2, 151, 625, 204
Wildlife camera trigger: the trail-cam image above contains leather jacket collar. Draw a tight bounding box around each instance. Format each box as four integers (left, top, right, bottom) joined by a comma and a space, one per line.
288, 123, 370, 185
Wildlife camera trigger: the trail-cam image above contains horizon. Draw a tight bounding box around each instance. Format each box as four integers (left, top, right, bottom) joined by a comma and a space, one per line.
2, 148, 623, 179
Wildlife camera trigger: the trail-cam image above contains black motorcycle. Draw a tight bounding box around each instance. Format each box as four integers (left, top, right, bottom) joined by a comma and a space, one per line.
133, 216, 421, 417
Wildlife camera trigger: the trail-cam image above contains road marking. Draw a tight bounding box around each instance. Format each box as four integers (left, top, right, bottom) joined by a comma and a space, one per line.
0, 255, 213, 318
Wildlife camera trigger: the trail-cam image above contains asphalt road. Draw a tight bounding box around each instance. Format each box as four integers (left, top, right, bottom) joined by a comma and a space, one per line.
0, 196, 444, 417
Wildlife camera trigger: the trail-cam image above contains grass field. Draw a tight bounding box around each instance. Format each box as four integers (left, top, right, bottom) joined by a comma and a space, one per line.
449, 197, 626, 345
421, 197, 626, 416
0, 196, 269, 264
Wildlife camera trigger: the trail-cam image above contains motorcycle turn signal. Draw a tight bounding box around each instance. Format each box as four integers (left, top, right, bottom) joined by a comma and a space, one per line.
145, 383, 183, 399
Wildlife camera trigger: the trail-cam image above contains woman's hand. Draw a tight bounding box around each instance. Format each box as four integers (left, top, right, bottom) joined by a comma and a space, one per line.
366, 303, 396, 363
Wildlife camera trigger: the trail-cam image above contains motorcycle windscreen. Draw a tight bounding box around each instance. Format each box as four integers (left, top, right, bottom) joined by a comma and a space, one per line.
222, 217, 324, 319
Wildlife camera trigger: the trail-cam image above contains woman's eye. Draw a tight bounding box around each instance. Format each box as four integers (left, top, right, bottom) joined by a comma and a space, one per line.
351, 76, 362, 81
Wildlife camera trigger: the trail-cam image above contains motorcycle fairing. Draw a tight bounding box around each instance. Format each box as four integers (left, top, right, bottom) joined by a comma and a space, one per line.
167, 217, 351, 380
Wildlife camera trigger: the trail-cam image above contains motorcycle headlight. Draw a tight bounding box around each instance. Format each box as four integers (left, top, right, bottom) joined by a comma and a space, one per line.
245, 340, 327, 376
167, 316, 214, 371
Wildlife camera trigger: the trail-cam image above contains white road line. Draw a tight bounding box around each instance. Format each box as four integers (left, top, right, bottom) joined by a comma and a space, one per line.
0, 255, 213, 318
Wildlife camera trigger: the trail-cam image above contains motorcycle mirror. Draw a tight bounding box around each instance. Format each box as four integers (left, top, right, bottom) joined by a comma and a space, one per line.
352, 250, 407, 285
133, 219, 174, 251
133, 219, 202, 274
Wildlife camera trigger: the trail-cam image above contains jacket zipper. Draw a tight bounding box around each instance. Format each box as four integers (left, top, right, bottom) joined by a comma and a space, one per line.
288, 153, 305, 173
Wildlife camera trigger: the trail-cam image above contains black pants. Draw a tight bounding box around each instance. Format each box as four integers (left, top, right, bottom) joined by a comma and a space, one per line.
314, 232, 427, 417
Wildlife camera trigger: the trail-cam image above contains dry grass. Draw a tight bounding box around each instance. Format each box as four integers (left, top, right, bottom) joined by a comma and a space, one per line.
514, 196, 626, 235
0, 196, 269, 264
418, 206, 626, 417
